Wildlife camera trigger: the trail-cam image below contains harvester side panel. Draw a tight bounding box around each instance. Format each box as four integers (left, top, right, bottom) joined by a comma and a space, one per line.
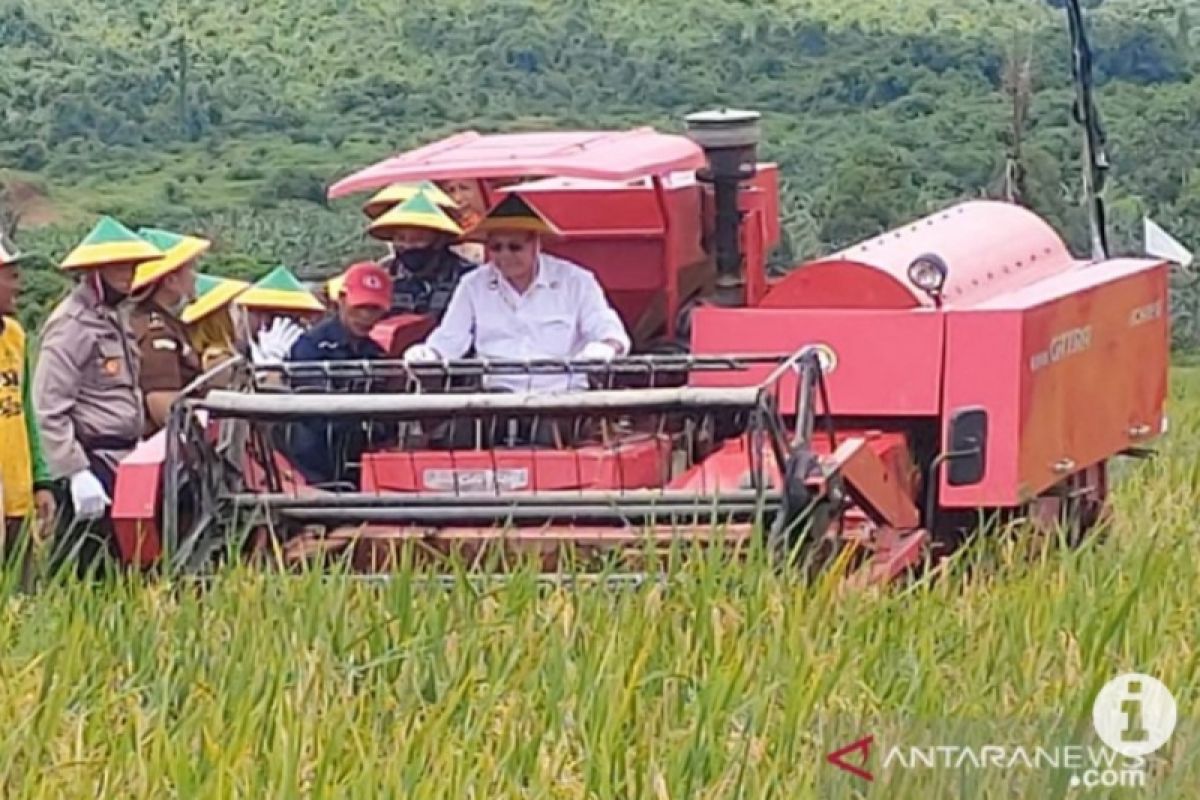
361, 439, 671, 494
370, 313, 437, 358
688, 307, 944, 416
111, 432, 168, 566
940, 258, 1170, 507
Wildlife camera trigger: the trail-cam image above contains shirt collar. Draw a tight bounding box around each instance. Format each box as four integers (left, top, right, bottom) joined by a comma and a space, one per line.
488, 254, 556, 293
322, 316, 378, 354
324, 316, 354, 344
74, 277, 121, 321
532, 254, 555, 289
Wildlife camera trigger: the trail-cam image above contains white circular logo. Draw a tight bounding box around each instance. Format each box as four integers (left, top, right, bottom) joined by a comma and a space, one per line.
1092, 673, 1177, 757
364, 275, 382, 289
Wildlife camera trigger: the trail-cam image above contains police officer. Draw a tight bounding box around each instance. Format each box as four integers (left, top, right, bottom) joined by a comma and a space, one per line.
367, 192, 475, 318
129, 228, 207, 436
34, 217, 162, 564
284, 262, 393, 485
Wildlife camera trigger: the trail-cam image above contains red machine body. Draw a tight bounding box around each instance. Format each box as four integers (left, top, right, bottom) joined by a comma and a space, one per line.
109, 127, 1172, 580
329, 129, 780, 347
690, 200, 1170, 508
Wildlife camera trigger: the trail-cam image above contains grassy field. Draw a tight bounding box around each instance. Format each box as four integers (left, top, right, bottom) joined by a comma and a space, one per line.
0, 368, 1195, 798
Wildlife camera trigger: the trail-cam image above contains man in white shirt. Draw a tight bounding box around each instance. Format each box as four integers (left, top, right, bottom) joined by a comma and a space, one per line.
403, 193, 630, 394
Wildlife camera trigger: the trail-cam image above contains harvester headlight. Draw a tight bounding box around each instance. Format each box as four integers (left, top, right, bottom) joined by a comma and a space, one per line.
907, 253, 949, 296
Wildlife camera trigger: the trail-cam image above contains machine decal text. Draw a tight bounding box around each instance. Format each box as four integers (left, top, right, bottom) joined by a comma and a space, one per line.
423, 468, 531, 493
1029, 326, 1092, 372
1128, 301, 1164, 328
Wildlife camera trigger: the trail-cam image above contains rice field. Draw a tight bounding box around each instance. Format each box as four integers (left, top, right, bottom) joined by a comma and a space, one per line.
0, 370, 1196, 798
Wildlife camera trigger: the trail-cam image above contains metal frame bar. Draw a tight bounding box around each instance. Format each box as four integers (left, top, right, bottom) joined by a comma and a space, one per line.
260, 352, 792, 384
197, 385, 766, 419
160, 345, 837, 565
230, 489, 779, 508
272, 505, 773, 524
651, 173, 679, 339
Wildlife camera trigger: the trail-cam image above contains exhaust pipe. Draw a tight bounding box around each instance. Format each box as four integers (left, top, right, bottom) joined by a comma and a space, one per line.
685, 108, 762, 307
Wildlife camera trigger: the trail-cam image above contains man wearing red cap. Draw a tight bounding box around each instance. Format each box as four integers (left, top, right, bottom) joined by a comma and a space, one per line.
285, 262, 393, 484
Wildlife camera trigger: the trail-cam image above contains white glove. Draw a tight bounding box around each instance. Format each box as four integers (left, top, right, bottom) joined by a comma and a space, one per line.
576, 341, 619, 361
70, 470, 111, 521
404, 344, 441, 363
252, 318, 304, 364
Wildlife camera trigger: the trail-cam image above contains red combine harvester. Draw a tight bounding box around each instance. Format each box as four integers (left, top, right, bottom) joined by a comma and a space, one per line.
107, 108, 1171, 581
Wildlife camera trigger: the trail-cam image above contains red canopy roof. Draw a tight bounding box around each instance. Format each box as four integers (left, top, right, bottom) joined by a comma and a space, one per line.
327, 128, 707, 199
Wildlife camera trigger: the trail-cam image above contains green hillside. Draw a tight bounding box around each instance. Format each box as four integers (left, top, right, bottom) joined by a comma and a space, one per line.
2, 0, 1199, 342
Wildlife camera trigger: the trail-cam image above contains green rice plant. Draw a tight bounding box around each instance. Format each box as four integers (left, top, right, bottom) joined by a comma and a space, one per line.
0, 369, 1194, 798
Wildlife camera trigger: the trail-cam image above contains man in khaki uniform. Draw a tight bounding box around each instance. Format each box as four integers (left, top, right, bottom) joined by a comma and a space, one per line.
34, 217, 162, 566
129, 228, 207, 436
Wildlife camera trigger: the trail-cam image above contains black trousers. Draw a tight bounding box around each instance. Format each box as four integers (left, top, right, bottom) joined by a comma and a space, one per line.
48, 452, 122, 578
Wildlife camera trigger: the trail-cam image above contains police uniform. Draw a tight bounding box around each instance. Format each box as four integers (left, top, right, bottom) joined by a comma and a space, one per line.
130, 299, 201, 436
34, 279, 144, 495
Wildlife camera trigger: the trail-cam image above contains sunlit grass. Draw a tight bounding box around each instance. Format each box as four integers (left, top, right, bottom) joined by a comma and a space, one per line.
0, 370, 1195, 798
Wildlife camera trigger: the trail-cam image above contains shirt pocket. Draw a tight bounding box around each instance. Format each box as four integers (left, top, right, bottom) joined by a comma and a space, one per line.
90, 338, 135, 389
529, 314, 576, 356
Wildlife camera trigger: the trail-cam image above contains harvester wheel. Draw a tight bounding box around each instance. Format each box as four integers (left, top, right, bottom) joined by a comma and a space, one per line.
1058, 463, 1109, 547
1019, 462, 1108, 548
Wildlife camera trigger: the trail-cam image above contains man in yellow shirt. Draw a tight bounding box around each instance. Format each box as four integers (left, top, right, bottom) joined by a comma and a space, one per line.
0, 235, 55, 547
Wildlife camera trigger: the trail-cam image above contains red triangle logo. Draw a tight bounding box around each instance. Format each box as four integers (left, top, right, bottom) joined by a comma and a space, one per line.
826, 735, 874, 782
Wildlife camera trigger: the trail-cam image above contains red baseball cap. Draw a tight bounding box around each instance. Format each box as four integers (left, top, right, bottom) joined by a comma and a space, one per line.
340, 261, 392, 310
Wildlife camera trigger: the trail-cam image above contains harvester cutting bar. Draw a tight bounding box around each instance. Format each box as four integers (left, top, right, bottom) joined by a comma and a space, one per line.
266, 504, 772, 525
271, 513, 758, 525
198, 385, 766, 420
231, 489, 780, 525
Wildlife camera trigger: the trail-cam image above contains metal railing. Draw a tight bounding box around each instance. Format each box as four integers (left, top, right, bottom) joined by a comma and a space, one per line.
161, 346, 832, 567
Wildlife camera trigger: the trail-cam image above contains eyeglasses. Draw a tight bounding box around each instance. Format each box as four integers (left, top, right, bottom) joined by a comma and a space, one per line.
487, 241, 529, 253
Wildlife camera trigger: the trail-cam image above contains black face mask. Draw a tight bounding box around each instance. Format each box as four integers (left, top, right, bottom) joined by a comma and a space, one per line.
396, 247, 441, 277
99, 276, 129, 307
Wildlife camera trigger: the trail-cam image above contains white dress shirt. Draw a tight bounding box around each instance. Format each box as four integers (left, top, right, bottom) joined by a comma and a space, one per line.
425, 253, 631, 392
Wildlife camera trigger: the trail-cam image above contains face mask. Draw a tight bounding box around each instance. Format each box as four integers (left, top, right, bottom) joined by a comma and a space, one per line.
98, 275, 129, 307
398, 247, 440, 276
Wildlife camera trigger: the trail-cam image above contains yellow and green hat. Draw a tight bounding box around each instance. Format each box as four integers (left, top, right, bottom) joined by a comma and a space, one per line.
0, 233, 24, 266
362, 181, 458, 219
234, 265, 326, 313
181, 274, 249, 325
464, 193, 560, 241
132, 227, 212, 292
60, 216, 163, 271
368, 192, 464, 241
326, 271, 347, 301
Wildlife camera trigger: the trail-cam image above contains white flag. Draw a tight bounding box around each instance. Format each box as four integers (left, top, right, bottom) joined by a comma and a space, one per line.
1143, 217, 1193, 271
